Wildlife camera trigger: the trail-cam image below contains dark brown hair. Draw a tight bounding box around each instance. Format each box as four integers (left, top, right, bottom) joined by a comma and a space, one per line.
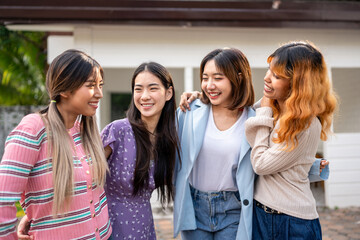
200, 48, 255, 109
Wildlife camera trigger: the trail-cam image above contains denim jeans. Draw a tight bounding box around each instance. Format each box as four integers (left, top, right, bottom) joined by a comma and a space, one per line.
181, 186, 242, 240
253, 200, 322, 240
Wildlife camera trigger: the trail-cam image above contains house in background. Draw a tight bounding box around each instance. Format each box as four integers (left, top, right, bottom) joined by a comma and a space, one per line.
1, 0, 359, 208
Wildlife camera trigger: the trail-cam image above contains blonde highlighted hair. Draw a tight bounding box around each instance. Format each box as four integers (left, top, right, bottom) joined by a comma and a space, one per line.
268, 41, 338, 150
40, 49, 108, 215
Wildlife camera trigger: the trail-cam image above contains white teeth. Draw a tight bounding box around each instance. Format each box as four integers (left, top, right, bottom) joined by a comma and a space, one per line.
209, 93, 220, 97
142, 104, 153, 107
89, 103, 98, 106
264, 85, 272, 91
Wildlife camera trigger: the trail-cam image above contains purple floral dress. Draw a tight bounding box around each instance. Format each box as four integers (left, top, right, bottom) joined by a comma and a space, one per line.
101, 119, 156, 240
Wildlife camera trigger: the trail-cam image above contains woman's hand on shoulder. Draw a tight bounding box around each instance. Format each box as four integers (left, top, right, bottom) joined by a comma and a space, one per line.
179, 91, 201, 112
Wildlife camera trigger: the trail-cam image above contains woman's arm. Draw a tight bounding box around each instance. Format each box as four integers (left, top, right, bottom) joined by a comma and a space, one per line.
309, 159, 330, 182
104, 145, 112, 159
101, 121, 119, 163
0, 115, 42, 239
245, 107, 322, 175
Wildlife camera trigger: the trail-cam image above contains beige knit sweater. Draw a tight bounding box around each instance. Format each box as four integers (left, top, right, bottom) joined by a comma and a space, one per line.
245, 107, 321, 220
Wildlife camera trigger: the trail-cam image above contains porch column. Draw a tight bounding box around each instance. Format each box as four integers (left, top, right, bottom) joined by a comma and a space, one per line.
74, 26, 102, 129
184, 66, 194, 92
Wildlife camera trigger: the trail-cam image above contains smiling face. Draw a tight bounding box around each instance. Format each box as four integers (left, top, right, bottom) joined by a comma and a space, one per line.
133, 71, 173, 127
263, 61, 291, 108
60, 69, 104, 118
201, 59, 232, 108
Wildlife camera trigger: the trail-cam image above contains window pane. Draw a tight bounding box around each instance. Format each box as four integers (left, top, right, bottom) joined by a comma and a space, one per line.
110, 93, 132, 122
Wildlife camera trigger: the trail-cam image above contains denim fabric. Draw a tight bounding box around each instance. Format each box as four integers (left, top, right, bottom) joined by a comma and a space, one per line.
253, 200, 322, 240
181, 186, 242, 240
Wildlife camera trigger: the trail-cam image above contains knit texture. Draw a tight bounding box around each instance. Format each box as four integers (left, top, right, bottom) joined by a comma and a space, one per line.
245, 107, 321, 220
0, 113, 111, 239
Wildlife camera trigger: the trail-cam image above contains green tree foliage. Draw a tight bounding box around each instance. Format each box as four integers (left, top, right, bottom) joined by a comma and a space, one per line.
0, 26, 48, 105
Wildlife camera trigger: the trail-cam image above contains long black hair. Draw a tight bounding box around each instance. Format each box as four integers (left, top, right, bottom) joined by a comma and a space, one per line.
127, 62, 180, 205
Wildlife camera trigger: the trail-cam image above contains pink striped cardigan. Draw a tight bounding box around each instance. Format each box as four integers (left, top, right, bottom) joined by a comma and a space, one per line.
0, 113, 112, 239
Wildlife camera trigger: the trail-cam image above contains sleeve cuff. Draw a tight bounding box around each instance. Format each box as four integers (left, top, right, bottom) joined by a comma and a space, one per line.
308, 158, 330, 182
255, 107, 273, 117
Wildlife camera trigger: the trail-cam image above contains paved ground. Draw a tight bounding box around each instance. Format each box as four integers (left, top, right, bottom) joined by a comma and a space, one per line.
319, 206, 360, 240
154, 206, 360, 240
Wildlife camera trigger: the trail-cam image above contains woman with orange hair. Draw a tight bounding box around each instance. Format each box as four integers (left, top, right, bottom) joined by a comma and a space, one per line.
245, 41, 337, 239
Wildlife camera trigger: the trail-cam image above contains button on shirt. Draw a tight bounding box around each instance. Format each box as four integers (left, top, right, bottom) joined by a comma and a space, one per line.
0, 114, 111, 239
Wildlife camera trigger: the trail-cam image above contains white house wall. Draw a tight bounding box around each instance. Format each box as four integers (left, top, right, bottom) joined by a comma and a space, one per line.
332, 68, 360, 133
47, 36, 74, 61
49, 25, 360, 68
324, 133, 360, 208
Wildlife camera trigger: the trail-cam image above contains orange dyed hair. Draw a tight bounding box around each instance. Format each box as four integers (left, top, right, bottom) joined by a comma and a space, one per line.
268, 41, 338, 150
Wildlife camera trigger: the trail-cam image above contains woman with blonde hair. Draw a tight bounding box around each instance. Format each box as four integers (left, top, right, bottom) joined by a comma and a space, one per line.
0, 49, 111, 239
245, 41, 337, 239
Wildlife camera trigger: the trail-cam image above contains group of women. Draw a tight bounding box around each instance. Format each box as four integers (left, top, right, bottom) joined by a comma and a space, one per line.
0, 40, 336, 240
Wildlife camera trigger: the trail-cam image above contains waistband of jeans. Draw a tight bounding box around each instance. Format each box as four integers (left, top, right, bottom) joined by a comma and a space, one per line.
190, 185, 239, 201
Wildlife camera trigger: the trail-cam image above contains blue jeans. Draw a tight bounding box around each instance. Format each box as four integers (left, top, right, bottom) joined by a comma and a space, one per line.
253, 200, 322, 240
181, 186, 242, 240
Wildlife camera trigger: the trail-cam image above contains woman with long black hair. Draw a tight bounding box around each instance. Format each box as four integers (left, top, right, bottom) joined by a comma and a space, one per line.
101, 62, 180, 239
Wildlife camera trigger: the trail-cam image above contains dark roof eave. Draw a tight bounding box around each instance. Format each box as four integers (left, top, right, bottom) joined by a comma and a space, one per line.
1, 1, 360, 29
3, 20, 360, 30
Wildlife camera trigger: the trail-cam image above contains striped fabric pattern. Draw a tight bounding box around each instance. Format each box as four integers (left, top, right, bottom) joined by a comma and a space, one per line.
0, 114, 111, 239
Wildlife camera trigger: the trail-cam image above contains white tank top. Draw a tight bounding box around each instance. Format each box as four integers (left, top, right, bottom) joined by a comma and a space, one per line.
189, 107, 247, 192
